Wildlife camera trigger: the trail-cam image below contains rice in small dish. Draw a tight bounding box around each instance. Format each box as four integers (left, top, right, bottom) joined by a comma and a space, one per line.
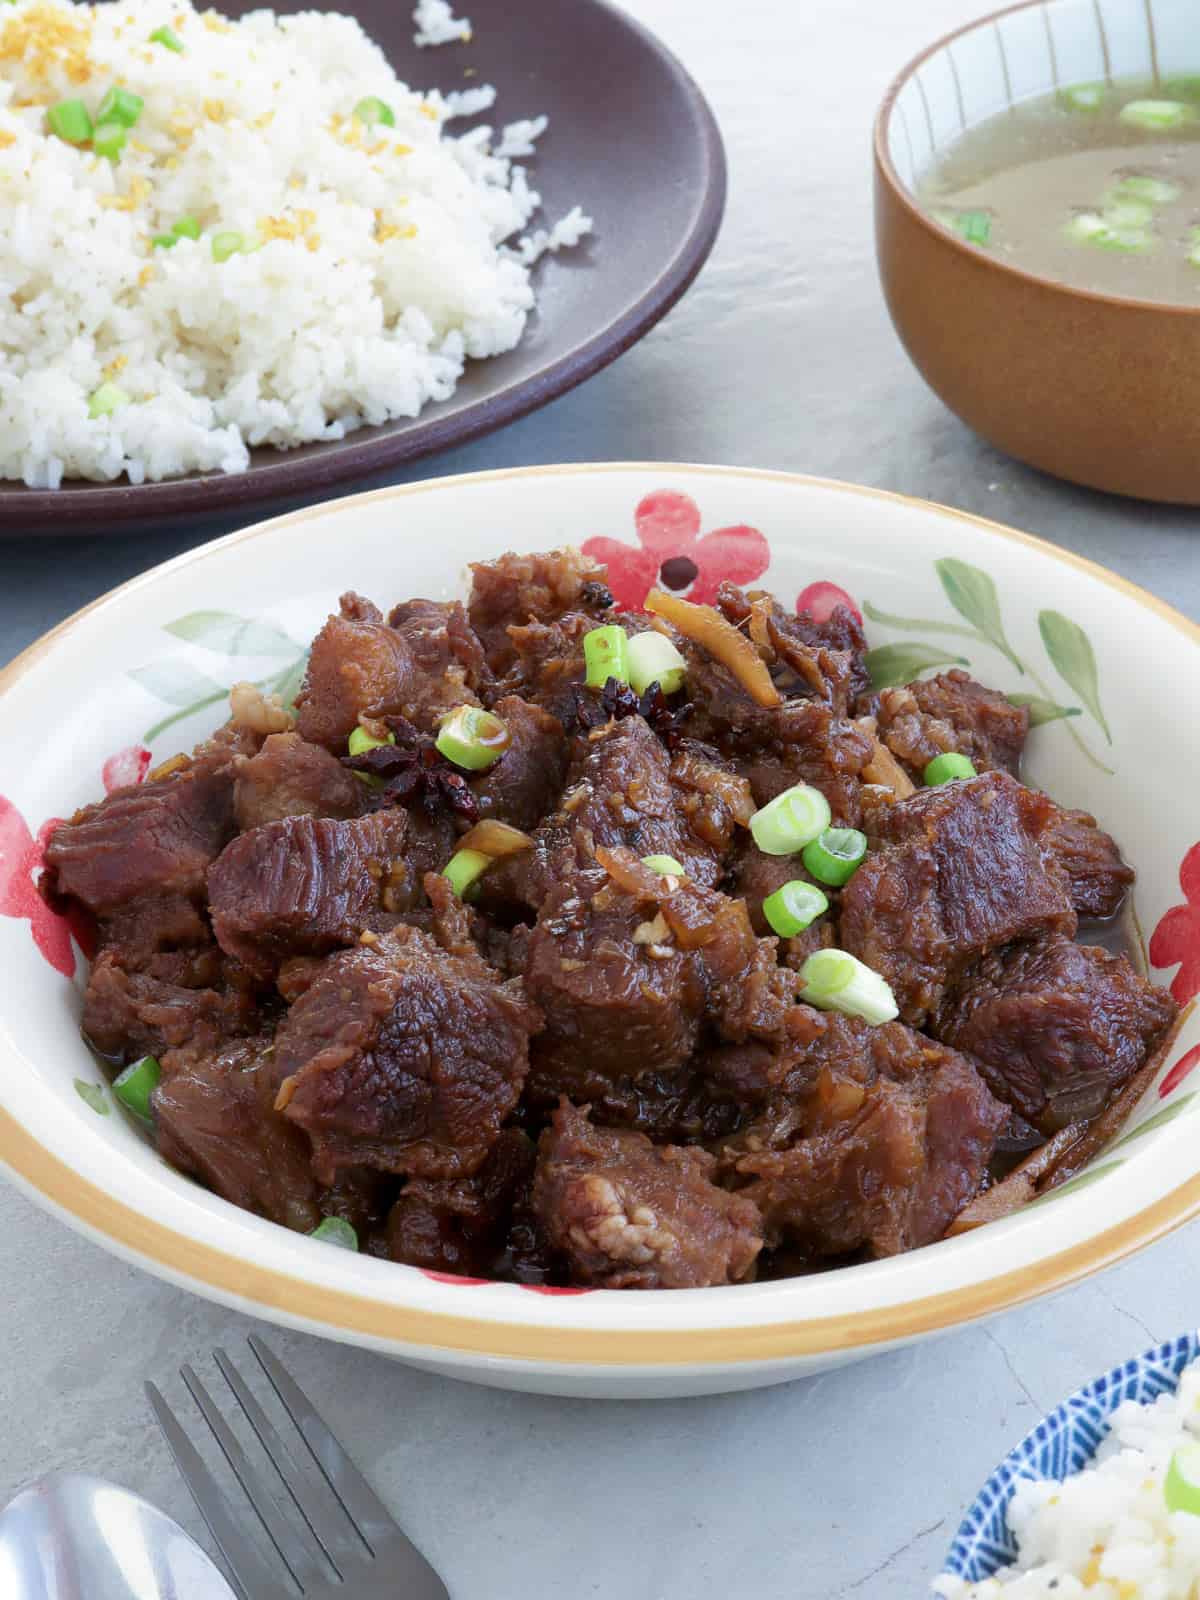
0, 0, 591, 487
935, 1360, 1200, 1599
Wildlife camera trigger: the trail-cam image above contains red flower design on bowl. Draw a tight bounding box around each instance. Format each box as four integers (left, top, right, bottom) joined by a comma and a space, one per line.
796, 580, 861, 626
0, 801, 75, 977
581, 490, 769, 610
1150, 842, 1200, 1004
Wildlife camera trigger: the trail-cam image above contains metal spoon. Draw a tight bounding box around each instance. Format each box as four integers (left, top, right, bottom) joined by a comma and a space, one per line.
0, 1472, 236, 1600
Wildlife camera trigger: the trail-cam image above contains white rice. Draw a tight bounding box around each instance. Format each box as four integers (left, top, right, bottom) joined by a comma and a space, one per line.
0, 0, 592, 486
411, 0, 470, 49
934, 1361, 1200, 1599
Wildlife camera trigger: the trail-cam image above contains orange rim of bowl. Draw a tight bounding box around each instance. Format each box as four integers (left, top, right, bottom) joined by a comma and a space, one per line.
4, 461, 1200, 1368
872, 0, 1200, 319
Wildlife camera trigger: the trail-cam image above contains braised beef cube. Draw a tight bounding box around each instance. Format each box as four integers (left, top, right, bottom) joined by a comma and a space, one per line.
668, 742, 755, 861
873, 672, 1029, 781
934, 936, 1177, 1131
82, 950, 258, 1065
718, 1016, 1005, 1258
524, 869, 707, 1085
95, 892, 211, 963
296, 593, 485, 751
271, 926, 538, 1182
532, 1101, 763, 1289
153, 1036, 321, 1232
44, 768, 236, 915
524, 1058, 746, 1145
714, 582, 864, 713
728, 831, 834, 939
839, 771, 1077, 1023
1031, 802, 1134, 920
208, 811, 410, 978
384, 1129, 535, 1276
495, 613, 594, 722
468, 548, 610, 673
234, 732, 363, 831
471, 695, 566, 832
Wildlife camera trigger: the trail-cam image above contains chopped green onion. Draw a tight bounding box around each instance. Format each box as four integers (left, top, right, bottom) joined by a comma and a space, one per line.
353, 96, 395, 127
1058, 82, 1106, 112
800, 949, 899, 1025
443, 847, 491, 897
802, 827, 868, 888
88, 381, 130, 418
435, 705, 511, 772
953, 209, 991, 246
923, 752, 977, 786
152, 232, 179, 249
97, 85, 144, 127
113, 1054, 161, 1121
583, 624, 629, 689
762, 879, 829, 938
1120, 98, 1189, 131
1166, 1444, 1200, 1514
347, 723, 394, 756
1109, 174, 1181, 206
641, 854, 684, 877
1163, 76, 1200, 103
47, 98, 93, 144
309, 1217, 358, 1250
171, 214, 200, 240
627, 630, 687, 696
749, 783, 832, 857
149, 24, 184, 50
92, 120, 127, 160
1101, 196, 1154, 228
1064, 210, 1153, 253
211, 229, 245, 262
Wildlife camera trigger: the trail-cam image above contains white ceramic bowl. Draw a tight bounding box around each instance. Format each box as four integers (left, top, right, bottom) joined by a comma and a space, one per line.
3, 463, 1199, 1400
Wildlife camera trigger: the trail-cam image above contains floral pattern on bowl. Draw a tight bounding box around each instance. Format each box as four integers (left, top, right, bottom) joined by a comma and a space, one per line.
939, 1332, 1200, 1586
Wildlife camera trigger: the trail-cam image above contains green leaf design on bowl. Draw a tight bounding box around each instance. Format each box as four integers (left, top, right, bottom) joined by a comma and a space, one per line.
1109, 1093, 1199, 1151
935, 558, 1023, 674
1006, 693, 1082, 726
74, 1079, 109, 1115
163, 611, 299, 657
129, 660, 228, 708
864, 642, 968, 690
1032, 1160, 1124, 1205
1038, 610, 1112, 742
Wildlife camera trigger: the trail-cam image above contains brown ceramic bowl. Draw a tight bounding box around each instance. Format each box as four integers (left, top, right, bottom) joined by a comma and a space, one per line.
874, 0, 1200, 505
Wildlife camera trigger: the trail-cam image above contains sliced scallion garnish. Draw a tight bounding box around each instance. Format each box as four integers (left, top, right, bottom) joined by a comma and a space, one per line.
801, 827, 867, 888
149, 24, 184, 50
749, 783, 832, 857
435, 705, 511, 772
97, 86, 144, 127
443, 847, 491, 897
583, 624, 629, 689
762, 880, 828, 938
1058, 82, 1105, 113
353, 96, 395, 127
47, 98, 92, 144
113, 1054, 161, 1121
1109, 174, 1181, 207
800, 949, 898, 1025
923, 752, 977, 786
171, 215, 200, 240
309, 1217, 358, 1250
1119, 99, 1190, 131
92, 119, 127, 160
641, 854, 684, 877
1166, 1444, 1200, 1514
627, 630, 687, 696
211, 230, 245, 262
88, 381, 130, 418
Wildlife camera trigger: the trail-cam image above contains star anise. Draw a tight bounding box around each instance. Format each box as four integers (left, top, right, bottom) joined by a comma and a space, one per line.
566, 677, 694, 751
579, 579, 615, 611
341, 719, 479, 823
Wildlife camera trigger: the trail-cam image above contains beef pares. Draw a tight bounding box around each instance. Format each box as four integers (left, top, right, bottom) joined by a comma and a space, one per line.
934, 937, 1176, 1131
471, 695, 566, 831
839, 771, 1077, 1023
271, 926, 539, 1182
533, 1101, 763, 1288
1029, 802, 1134, 920
82, 949, 258, 1066
870, 672, 1029, 780
208, 811, 410, 978
383, 1128, 537, 1278
233, 732, 362, 831
717, 1014, 1005, 1259
468, 547, 612, 673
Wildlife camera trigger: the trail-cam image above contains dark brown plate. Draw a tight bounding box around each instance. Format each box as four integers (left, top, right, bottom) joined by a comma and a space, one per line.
2, 0, 724, 535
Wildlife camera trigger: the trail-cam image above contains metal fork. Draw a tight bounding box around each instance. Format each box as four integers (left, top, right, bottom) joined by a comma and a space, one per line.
146, 1336, 449, 1600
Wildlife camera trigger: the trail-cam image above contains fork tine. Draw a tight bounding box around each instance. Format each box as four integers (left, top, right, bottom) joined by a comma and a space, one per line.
145, 1381, 290, 1600
181, 1364, 325, 1593
247, 1336, 399, 1550
214, 1347, 365, 1572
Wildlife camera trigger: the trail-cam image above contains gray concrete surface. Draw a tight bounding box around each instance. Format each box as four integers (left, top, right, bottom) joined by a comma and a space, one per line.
1, 2, 1197, 1595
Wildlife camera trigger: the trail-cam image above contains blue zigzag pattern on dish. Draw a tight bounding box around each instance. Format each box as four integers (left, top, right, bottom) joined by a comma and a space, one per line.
939, 1331, 1200, 1585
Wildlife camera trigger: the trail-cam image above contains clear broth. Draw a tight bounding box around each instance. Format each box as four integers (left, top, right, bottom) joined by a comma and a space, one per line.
919, 76, 1200, 304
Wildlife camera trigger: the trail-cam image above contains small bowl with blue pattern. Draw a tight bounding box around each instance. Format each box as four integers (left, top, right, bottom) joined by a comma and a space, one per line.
938, 1331, 1200, 1587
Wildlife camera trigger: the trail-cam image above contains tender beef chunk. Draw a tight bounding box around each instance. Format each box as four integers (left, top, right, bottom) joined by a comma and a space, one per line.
934, 937, 1177, 1131
468, 548, 610, 673
871, 672, 1029, 781
234, 732, 363, 831
728, 831, 835, 940
533, 1101, 763, 1288
82, 950, 258, 1066
471, 696, 566, 832
383, 1129, 536, 1276
94, 893, 211, 964
714, 582, 864, 714
524, 1058, 746, 1144
44, 767, 236, 916
271, 926, 539, 1182
839, 771, 1077, 1024
153, 1036, 321, 1232
524, 868, 708, 1085
208, 811, 410, 979
717, 1015, 1005, 1259
1030, 802, 1134, 920
668, 741, 755, 860
494, 613, 593, 723
296, 593, 485, 750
